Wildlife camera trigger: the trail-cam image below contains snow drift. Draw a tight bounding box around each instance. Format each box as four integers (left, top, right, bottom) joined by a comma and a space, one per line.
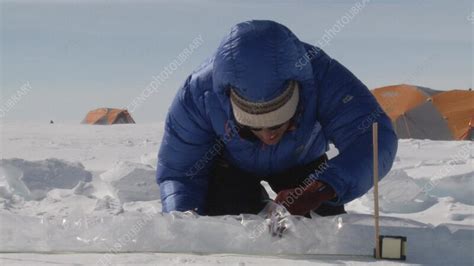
0, 158, 92, 200
100, 161, 160, 202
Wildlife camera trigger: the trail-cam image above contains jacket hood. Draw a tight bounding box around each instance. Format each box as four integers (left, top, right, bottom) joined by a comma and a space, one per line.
212, 20, 313, 112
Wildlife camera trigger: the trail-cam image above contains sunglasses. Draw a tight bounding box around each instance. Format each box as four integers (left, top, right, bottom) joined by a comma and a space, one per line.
247, 122, 287, 132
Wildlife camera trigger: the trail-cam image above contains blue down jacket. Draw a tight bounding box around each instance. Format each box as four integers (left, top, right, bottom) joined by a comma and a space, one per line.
157, 20, 398, 213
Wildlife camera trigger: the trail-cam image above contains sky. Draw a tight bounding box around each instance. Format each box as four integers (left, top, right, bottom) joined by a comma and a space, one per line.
0, 0, 472, 122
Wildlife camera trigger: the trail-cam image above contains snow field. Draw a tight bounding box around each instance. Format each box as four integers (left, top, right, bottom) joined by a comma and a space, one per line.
0, 122, 472, 265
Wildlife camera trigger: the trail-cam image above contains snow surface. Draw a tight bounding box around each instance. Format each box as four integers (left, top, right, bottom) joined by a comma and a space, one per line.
0, 122, 473, 265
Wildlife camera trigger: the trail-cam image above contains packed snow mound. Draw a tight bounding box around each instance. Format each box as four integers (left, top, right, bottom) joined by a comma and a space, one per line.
0, 158, 92, 200
0, 158, 160, 218
100, 161, 160, 202
361, 169, 438, 213
359, 167, 474, 215
423, 171, 474, 205
0, 164, 30, 199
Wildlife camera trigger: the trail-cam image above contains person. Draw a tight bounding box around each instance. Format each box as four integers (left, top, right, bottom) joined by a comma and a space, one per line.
156, 20, 398, 217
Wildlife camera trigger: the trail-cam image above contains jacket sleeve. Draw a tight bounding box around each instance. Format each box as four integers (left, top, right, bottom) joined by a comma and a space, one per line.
312, 51, 398, 204
156, 76, 216, 214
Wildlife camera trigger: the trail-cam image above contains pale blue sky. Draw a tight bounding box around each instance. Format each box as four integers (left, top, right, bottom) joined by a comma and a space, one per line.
1, 0, 472, 122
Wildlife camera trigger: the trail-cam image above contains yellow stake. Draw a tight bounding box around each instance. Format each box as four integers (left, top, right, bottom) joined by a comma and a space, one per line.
373, 122, 381, 259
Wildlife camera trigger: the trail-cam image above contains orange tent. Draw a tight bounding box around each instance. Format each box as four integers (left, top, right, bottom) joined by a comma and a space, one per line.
459, 117, 474, 140
431, 90, 474, 140
372, 85, 473, 140
82, 108, 135, 125
372, 84, 433, 121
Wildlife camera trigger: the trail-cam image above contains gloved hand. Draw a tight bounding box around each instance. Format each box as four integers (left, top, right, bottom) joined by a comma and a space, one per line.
274, 180, 336, 216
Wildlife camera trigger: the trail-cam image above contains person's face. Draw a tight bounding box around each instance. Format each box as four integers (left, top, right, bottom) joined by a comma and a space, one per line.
249, 121, 291, 145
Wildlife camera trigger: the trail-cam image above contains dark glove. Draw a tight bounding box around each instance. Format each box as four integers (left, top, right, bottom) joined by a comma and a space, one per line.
274, 180, 336, 216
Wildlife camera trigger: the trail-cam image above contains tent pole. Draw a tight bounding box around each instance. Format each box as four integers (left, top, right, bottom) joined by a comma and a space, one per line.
402, 114, 411, 138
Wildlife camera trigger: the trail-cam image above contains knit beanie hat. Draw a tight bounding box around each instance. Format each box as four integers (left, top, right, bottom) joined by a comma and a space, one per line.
230, 80, 299, 128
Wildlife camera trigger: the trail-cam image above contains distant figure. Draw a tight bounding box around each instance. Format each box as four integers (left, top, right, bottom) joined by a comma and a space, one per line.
157, 20, 398, 217
50, 120, 54, 124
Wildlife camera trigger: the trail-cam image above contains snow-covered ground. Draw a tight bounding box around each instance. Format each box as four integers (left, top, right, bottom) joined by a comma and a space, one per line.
0, 122, 473, 265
